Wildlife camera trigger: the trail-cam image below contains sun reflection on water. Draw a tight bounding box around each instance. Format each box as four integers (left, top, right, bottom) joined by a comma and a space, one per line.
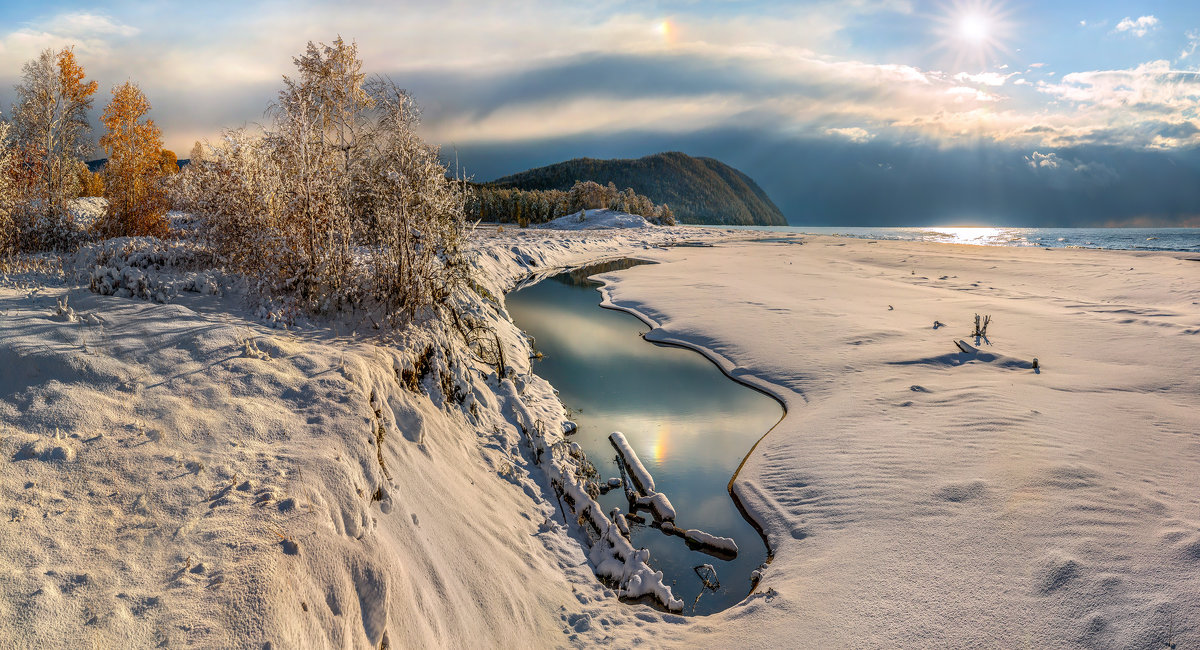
927, 227, 1036, 246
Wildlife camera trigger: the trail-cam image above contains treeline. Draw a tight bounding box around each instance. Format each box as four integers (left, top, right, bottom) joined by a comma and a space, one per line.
469, 180, 675, 226
0, 47, 177, 257
489, 151, 787, 226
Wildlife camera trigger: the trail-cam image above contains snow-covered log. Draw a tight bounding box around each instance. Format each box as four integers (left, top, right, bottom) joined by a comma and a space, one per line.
609, 431, 655, 494
683, 529, 739, 556
635, 491, 677, 522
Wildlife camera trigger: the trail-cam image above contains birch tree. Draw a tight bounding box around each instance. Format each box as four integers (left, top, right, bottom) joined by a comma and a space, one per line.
0, 117, 18, 259
11, 47, 97, 233
97, 81, 168, 237
268, 36, 372, 304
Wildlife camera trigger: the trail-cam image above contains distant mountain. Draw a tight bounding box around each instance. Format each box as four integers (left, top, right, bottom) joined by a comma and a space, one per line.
488, 152, 787, 226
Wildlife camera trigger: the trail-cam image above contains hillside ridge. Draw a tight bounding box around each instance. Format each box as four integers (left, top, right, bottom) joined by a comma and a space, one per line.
489, 152, 787, 226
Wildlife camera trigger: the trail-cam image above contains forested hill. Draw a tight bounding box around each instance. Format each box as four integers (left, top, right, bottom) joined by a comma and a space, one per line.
488, 152, 787, 226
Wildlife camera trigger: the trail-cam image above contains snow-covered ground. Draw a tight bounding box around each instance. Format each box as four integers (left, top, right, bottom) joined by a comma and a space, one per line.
536, 208, 653, 230
2, 222, 1198, 648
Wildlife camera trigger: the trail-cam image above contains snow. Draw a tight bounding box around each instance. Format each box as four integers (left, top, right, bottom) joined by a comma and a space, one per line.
68, 197, 107, 232
535, 208, 651, 230
3, 220, 1198, 647
682, 529, 739, 555
593, 234, 1200, 647
634, 491, 677, 523
609, 431, 655, 493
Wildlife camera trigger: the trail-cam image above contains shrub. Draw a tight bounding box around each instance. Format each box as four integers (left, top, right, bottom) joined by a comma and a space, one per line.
183, 38, 467, 325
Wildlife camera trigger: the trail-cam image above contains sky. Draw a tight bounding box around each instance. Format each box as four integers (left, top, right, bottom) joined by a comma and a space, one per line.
2, 1, 1200, 226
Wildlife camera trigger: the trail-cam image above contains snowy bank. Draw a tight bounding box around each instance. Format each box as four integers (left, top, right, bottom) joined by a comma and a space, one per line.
6, 220, 1197, 648
536, 208, 651, 230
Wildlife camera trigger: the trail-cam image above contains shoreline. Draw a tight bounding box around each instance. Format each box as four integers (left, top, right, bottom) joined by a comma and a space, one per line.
2, 225, 1197, 647
588, 269, 789, 567
591, 232, 1200, 646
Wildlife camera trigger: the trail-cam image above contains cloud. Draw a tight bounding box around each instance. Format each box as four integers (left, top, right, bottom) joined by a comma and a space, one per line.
0, 11, 139, 61
824, 127, 873, 143
0, 2, 1197, 164
1179, 30, 1200, 61
1024, 151, 1118, 190
1114, 15, 1158, 38
954, 71, 1017, 86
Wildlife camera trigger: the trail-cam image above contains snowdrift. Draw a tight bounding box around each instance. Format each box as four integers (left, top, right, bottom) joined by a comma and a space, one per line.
536, 209, 651, 230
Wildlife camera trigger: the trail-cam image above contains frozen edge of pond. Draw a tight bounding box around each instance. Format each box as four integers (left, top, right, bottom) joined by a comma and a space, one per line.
590, 268, 789, 567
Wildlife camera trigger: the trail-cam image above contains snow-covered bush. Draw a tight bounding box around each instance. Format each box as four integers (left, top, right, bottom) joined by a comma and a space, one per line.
79, 237, 217, 303
179, 38, 467, 325
353, 77, 468, 323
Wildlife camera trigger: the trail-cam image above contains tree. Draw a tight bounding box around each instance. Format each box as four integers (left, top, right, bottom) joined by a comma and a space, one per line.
76, 161, 103, 197
97, 81, 168, 238
182, 37, 466, 324
355, 76, 466, 321
188, 140, 204, 164
10, 47, 98, 248
267, 36, 373, 303
0, 117, 18, 259
159, 149, 179, 175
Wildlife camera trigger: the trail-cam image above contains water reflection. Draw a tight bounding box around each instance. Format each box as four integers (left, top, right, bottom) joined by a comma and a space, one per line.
506, 262, 782, 615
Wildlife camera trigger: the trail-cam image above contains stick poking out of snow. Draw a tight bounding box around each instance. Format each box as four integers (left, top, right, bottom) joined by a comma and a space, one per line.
609, 431, 655, 494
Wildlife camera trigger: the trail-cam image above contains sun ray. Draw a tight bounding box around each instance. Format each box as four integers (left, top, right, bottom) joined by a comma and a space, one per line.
929, 0, 1017, 71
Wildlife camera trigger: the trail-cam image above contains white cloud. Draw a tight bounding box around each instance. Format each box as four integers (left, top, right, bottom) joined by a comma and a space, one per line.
0, 12, 138, 61
1025, 151, 1118, 187
0, 3, 1194, 155
824, 127, 873, 143
1026, 151, 1060, 169
946, 86, 1000, 102
1179, 30, 1200, 61
954, 71, 1017, 86
43, 12, 139, 37
1114, 15, 1158, 38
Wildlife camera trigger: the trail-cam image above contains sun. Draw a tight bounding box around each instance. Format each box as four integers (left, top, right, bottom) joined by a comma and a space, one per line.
932, 0, 1014, 69
959, 13, 990, 43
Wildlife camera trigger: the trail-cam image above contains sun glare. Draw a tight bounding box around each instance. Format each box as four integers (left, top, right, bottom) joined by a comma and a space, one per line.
933, 1, 1014, 69
960, 14, 990, 42
656, 19, 671, 40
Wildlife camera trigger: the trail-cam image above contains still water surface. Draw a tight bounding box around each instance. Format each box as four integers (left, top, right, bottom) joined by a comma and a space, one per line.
506, 260, 783, 615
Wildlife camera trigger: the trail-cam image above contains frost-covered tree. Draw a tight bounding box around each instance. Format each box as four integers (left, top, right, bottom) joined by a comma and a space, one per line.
97, 81, 168, 238
0, 117, 18, 259
181, 37, 467, 323
12, 49, 97, 217
354, 77, 466, 322
267, 36, 373, 303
